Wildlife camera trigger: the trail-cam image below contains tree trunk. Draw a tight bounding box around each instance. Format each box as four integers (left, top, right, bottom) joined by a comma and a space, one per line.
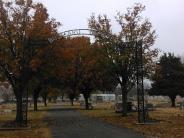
44, 97, 47, 107
61, 93, 64, 101
83, 93, 90, 110
84, 97, 89, 110
15, 93, 23, 126
121, 84, 127, 117
170, 95, 176, 107
42, 95, 47, 107
13, 81, 28, 127
71, 99, 74, 106
33, 86, 41, 111
33, 96, 38, 111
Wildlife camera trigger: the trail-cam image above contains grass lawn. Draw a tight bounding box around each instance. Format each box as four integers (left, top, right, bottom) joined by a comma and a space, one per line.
80, 103, 184, 138
0, 104, 51, 138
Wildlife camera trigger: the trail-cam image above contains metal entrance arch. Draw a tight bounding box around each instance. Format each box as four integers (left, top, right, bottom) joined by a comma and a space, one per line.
60, 29, 93, 37
59, 29, 147, 123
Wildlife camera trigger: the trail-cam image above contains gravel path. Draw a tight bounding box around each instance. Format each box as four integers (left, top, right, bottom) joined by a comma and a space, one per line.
46, 105, 146, 138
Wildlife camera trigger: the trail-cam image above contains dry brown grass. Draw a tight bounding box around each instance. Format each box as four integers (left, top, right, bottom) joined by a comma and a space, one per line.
80, 104, 184, 138
0, 104, 51, 138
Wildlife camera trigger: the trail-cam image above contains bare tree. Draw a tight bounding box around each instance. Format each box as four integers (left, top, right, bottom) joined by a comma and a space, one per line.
88, 3, 158, 116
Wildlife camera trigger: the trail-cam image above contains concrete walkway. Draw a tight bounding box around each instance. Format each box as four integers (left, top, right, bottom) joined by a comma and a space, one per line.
46, 105, 146, 138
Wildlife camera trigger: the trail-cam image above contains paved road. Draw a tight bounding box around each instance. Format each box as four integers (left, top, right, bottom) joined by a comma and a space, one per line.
46, 106, 146, 138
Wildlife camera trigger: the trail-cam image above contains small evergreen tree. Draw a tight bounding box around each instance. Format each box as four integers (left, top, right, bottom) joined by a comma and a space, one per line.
150, 53, 184, 107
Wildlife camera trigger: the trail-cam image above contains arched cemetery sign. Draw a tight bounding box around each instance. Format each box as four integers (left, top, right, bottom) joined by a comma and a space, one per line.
60, 29, 93, 37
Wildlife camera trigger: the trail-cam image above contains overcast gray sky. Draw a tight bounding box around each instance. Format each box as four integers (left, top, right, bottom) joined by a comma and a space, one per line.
36, 0, 184, 55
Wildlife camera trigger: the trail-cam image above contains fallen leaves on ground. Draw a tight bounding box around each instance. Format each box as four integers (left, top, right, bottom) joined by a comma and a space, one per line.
80, 104, 184, 138
0, 104, 51, 138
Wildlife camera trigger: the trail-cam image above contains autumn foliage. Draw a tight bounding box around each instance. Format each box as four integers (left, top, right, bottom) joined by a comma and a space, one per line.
0, 0, 60, 125
0, 0, 159, 126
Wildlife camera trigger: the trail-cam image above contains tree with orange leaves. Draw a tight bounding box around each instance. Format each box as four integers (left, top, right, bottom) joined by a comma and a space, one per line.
0, 0, 60, 126
60, 37, 117, 109
59, 37, 91, 105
